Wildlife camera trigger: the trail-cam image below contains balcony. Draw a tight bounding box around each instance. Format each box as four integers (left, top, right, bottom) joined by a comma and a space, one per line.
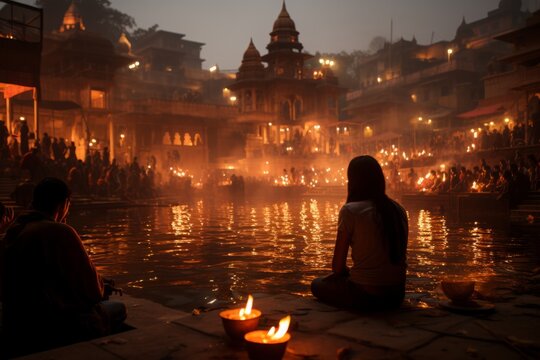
348, 58, 477, 102
484, 66, 540, 98
112, 98, 237, 118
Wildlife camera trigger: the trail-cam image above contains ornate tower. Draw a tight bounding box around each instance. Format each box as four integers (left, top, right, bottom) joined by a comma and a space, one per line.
229, 1, 343, 161
262, 1, 312, 79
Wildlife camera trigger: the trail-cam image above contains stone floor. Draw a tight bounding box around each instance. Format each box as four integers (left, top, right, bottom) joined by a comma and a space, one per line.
18, 293, 540, 360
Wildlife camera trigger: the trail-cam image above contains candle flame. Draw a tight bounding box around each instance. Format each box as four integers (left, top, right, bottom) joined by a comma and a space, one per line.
266, 315, 290, 340
245, 295, 253, 315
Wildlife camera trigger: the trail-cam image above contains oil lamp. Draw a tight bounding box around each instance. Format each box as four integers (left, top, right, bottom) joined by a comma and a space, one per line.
219, 295, 261, 341
244, 315, 291, 360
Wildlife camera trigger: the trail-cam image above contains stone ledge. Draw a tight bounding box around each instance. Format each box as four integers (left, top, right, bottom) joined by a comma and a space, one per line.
16, 293, 540, 360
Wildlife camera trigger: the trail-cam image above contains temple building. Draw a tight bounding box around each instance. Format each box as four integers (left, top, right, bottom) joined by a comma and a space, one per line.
34, 2, 132, 160
345, 0, 528, 150
1, 1, 235, 174
228, 2, 343, 169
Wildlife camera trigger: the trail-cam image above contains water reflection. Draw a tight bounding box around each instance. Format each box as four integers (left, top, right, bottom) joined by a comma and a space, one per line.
70, 198, 536, 310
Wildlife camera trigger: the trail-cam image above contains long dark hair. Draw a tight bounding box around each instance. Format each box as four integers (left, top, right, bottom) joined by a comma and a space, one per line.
346, 156, 408, 264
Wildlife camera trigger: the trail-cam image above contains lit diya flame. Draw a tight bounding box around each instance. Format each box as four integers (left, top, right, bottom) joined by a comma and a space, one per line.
220, 294, 259, 320
244, 316, 291, 348
239, 295, 253, 320
263, 315, 290, 343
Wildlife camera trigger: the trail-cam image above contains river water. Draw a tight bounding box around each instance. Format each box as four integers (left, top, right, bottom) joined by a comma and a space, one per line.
69, 197, 539, 311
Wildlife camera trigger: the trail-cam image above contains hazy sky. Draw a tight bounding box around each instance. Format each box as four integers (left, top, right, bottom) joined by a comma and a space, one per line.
23, 0, 539, 70
108, 0, 520, 70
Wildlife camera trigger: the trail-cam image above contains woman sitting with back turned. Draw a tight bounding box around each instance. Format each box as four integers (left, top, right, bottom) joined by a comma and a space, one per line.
311, 155, 408, 310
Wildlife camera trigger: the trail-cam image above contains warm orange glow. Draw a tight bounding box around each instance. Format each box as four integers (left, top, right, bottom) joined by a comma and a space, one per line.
244, 315, 291, 344
238, 295, 255, 320
221, 294, 260, 321
268, 315, 290, 340
90, 90, 106, 108
245, 295, 253, 315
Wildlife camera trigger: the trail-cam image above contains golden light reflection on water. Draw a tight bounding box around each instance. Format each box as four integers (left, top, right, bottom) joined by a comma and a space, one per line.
298, 199, 329, 273
73, 198, 536, 308
416, 210, 435, 266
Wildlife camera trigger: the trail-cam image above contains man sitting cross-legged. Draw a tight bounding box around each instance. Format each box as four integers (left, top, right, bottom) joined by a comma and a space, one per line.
1, 178, 126, 357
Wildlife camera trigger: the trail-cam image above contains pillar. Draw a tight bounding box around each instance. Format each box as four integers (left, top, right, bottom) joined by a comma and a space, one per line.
5, 97, 11, 134
108, 115, 115, 161
33, 88, 39, 139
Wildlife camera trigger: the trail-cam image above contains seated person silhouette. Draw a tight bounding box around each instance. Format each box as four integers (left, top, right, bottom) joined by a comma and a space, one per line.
1, 178, 126, 357
311, 156, 408, 310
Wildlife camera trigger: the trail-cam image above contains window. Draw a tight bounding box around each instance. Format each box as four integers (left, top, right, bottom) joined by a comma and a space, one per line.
90, 90, 106, 109
162, 131, 172, 145
281, 101, 291, 121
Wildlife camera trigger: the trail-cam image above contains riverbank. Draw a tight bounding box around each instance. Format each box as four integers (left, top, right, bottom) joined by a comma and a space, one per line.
18, 292, 540, 359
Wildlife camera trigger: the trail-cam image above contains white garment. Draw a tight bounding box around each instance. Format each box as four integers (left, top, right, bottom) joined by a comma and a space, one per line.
338, 201, 407, 286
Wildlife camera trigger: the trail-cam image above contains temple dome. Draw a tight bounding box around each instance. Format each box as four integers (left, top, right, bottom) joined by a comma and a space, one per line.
238, 39, 265, 80
243, 38, 262, 61
59, 1, 85, 33
267, 1, 303, 53
117, 32, 132, 54
273, 2, 296, 32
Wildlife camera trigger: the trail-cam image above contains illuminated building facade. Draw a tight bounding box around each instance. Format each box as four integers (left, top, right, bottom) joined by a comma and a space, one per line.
2, 1, 235, 173
229, 2, 343, 161
346, 0, 528, 146
477, 8, 540, 142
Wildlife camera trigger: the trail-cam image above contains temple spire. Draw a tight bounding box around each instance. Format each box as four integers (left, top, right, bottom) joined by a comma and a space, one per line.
238, 38, 264, 80
59, 1, 85, 33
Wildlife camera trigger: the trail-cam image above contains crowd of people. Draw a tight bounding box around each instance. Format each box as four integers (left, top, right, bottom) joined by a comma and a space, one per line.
428, 122, 539, 156
0, 128, 159, 200
406, 153, 540, 206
